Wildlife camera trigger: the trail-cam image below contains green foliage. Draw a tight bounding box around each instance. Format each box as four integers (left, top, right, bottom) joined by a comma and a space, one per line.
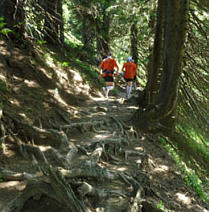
0, 79, 8, 92
64, 33, 82, 48
44, 53, 54, 65
0, 21, 6, 28
157, 200, 170, 212
61, 62, 69, 68
175, 124, 209, 168
136, 75, 146, 87
0, 17, 13, 36
74, 59, 98, 83
36, 40, 47, 45
159, 137, 209, 203
63, 2, 83, 47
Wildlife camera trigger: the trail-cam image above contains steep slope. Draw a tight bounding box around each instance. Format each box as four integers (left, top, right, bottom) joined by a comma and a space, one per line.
0, 40, 208, 212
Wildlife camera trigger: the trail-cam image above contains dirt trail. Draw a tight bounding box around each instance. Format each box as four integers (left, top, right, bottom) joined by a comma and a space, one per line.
0, 40, 208, 211
1, 90, 207, 212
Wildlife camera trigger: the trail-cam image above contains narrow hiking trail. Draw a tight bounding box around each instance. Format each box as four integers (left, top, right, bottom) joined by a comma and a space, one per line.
0, 91, 207, 212
0, 40, 208, 211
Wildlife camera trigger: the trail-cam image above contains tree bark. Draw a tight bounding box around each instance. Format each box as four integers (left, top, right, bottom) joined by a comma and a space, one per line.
44, 0, 63, 44
155, 0, 188, 122
137, 0, 189, 130
130, 22, 138, 64
96, 12, 110, 59
144, 0, 164, 105
57, 0, 64, 44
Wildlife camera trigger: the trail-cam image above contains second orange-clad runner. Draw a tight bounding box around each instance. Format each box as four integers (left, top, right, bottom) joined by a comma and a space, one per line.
122, 57, 138, 99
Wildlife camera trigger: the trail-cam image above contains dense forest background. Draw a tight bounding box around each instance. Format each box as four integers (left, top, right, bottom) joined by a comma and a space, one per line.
0, 0, 208, 211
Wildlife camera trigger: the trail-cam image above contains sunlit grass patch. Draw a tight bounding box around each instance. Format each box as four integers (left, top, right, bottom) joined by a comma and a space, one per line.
74, 59, 99, 85
159, 137, 209, 204
175, 124, 209, 170
176, 124, 209, 145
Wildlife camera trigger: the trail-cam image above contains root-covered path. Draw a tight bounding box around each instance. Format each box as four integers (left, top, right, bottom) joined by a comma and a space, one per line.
0, 38, 208, 212
0, 92, 207, 212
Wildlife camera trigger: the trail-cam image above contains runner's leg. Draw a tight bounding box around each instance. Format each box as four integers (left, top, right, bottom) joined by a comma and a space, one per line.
126, 81, 132, 99
105, 81, 114, 98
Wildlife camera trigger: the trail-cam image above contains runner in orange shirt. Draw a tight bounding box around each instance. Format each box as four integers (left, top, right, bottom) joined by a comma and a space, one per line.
98, 53, 119, 98
122, 56, 138, 99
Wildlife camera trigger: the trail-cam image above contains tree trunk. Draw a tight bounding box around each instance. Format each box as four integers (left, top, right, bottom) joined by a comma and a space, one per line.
81, 14, 96, 51
144, 0, 164, 105
0, 0, 6, 18
137, 0, 189, 131
57, 0, 64, 44
130, 23, 138, 64
44, 0, 63, 44
155, 0, 188, 122
96, 13, 110, 59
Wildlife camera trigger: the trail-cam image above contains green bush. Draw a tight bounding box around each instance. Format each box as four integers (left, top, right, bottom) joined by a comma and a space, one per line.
0, 80, 8, 92
0, 17, 13, 36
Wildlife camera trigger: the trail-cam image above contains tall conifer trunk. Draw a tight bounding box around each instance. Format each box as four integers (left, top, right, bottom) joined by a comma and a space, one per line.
96, 12, 110, 59
144, 0, 164, 105
155, 0, 188, 124
130, 23, 138, 64
57, 0, 64, 44
138, 0, 189, 131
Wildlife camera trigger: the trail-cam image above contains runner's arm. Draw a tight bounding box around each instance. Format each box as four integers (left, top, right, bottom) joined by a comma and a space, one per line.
114, 60, 119, 75
115, 65, 119, 75
121, 64, 125, 73
98, 63, 104, 79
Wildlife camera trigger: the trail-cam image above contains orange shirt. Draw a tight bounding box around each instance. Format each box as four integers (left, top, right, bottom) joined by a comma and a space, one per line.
100, 57, 118, 71
122, 62, 138, 79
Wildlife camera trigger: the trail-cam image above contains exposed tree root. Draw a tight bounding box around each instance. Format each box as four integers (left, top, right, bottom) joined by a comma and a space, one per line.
1, 115, 163, 212
3, 177, 88, 212
0, 168, 35, 181
60, 119, 106, 134
130, 187, 143, 212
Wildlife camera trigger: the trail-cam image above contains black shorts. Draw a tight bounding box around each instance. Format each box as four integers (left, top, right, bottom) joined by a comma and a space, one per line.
104, 76, 114, 82
124, 77, 134, 82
